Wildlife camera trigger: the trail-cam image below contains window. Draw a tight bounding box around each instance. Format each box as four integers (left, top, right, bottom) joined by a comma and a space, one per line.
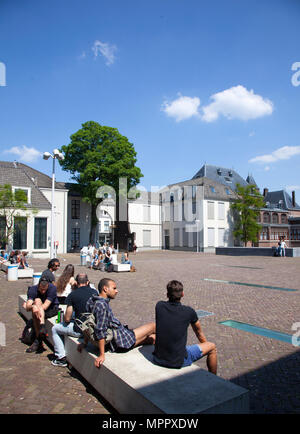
71, 200, 80, 219
218, 202, 225, 220
13, 217, 27, 249
143, 230, 151, 247
263, 212, 270, 223
0, 216, 6, 246
12, 186, 30, 204
207, 201, 214, 220
210, 186, 216, 193
218, 228, 225, 246
71, 228, 80, 249
272, 213, 278, 224
174, 228, 180, 247
143, 205, 151, 222
207, 228, 215, 247
182, 228, 189, 247
104, 221, 110, 232
225, 188, 231, 195
34, 218, 47, 249
281, 214, 287, 224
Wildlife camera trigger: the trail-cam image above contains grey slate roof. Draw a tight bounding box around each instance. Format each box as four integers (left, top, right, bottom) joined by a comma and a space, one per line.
0, 161, 52, 209
264, 190, 300, 211
192, 164, 250, 191
167, 176, 237, 201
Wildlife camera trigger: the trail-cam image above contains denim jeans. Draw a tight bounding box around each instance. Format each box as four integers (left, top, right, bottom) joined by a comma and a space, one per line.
51, 321, 81, 359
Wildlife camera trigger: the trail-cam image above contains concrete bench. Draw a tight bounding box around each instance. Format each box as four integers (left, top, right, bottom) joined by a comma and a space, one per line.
1, 261, 33, 278
113, 263, 131, 272
18, 294, 249, 414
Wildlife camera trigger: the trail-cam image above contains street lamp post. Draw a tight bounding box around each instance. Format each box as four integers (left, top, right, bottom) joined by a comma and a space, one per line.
43, 149, 64, 258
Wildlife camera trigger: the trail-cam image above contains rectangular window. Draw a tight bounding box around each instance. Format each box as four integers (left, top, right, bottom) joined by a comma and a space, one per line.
71, 228, 80, 248
174, 228, 180, 247
34, 217, 47, 249
12, 187, 30, 204
182, 228, 189, 247
0, 216, 6, 246
218, 202, 225, 220
143, 205, 151, 222
104, 221, 110, 232
143, 230, 151, 247
71, 199, 80, 219
207, 227, 215, 247
218, 228, 225, 246
207, 202, 214, 220
13, 217, 27, 250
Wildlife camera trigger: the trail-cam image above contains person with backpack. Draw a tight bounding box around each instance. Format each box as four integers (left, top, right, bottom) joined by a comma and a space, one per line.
77, 278, 156, 368
50, 273, 98, 367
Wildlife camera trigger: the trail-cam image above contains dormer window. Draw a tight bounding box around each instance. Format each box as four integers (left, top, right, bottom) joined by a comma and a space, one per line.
228, 170, 233, 177
217, 168, 222, 175
12, 186, 31, 204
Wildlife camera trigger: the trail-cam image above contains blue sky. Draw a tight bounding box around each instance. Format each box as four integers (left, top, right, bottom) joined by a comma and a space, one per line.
0, 0, 300, 196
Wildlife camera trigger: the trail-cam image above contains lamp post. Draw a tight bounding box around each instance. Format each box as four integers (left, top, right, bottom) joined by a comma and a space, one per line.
195, 219, 200, 253
43, 149, 64, 258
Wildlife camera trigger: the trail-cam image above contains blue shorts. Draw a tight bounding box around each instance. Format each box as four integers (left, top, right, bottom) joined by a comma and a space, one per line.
153, 344, 203, 368
182, 344, 203, 367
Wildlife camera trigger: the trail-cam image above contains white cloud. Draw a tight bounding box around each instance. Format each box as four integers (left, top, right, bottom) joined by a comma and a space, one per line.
249, 145, 300, 164
201, 85, 274, 122
92, 40, 117, 66
161, 94, 201, 122
5, 146, 41, 163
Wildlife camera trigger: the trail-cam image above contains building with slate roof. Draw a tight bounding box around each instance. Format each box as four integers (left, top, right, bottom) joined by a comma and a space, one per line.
0, 161, 68, 257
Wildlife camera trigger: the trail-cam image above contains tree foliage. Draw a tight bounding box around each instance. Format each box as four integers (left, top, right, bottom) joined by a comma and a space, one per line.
59, 121, 143, 241
230, 183, 265, 246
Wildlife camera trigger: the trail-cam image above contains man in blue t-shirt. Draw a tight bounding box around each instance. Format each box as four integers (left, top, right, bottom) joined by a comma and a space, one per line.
153, 280, 217, 374
24, 276, 59, 353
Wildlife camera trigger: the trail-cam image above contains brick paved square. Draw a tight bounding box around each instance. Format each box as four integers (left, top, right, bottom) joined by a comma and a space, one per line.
0, 251, 299, 414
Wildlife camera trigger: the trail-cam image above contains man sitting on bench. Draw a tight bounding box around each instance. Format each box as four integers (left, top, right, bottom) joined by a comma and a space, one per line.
23, 276, 59, 353
78, 278, 156, 368
153, 280, 217, 374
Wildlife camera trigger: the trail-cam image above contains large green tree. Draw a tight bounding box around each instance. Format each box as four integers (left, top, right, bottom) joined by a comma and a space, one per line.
59, 121, 143, 245
230, 183, 265, 246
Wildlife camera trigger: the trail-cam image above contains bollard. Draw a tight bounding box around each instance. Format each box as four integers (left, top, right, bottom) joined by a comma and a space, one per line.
7, 264, 19, 281
80, 254, 87, 266
32, 272, 42, 286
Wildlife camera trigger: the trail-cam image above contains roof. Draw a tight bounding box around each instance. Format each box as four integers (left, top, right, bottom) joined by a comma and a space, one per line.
0, 161, 51, 209
264, 190, 300, 211
192, 164, 250, 191
166, 176, 237, 201
0, 161, 67, 190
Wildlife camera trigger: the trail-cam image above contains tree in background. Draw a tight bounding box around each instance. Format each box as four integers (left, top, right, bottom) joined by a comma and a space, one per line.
59, 121, 143, 246
0, 184, 29, 249
230, 183, 265, 246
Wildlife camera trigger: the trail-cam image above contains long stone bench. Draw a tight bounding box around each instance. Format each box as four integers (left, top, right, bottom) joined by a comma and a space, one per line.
1, 261, 33, 278
18, 294, 249, 414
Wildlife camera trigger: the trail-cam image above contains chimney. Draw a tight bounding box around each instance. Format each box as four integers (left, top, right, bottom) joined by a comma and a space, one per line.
292, 191, 296, 207
263, 188, 268, 197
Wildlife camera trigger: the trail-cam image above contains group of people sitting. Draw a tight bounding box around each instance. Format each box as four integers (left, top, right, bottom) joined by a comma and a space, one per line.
81, 243, 134, 272
1, 249, 29, 269
22, 258, 217, 374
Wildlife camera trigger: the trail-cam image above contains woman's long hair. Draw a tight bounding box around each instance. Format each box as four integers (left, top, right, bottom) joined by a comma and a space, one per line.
56, 264, 75, 295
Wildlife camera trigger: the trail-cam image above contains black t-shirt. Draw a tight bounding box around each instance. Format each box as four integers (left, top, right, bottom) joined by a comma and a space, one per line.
153, 300, 198, 368
65, 285, 98, 333
27, 283, 59, 310
41, 269, 55, 283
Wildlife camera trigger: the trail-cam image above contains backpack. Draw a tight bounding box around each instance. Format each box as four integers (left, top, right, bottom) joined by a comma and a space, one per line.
75, 300, 116, 346
20, 319, 36, 345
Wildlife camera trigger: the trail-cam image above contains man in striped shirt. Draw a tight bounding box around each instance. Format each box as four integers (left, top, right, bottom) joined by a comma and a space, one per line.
79, 278, 156, 368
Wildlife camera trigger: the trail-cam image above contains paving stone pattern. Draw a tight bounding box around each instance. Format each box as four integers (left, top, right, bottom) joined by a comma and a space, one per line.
0, 251, 299, 414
